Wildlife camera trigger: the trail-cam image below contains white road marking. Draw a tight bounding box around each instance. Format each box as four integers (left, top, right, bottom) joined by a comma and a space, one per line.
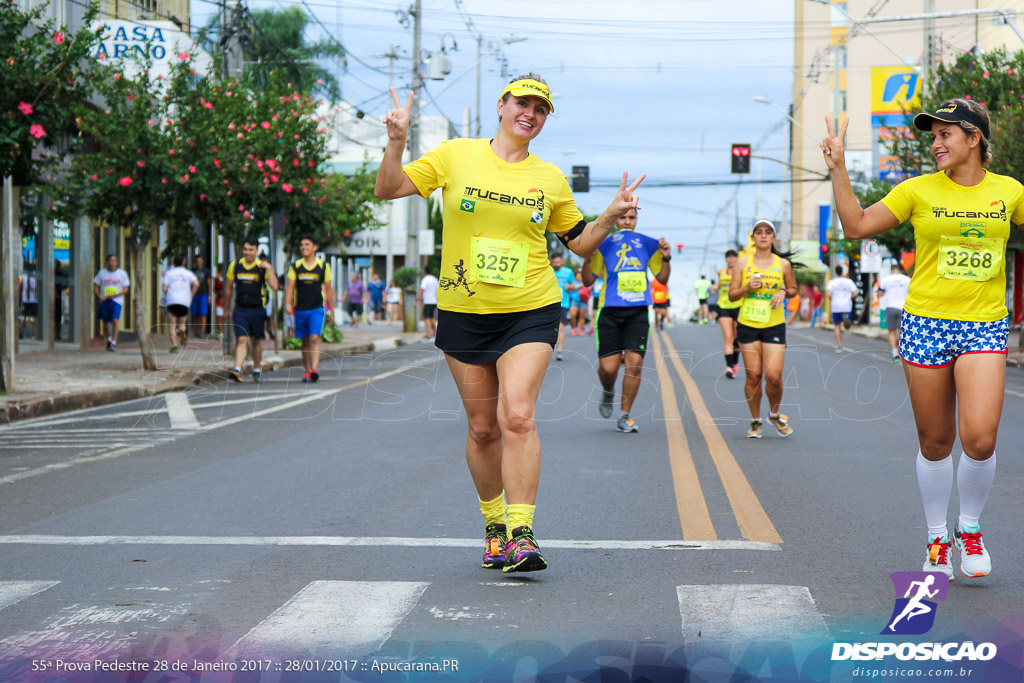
0, 357, 437, 485
677, 584, 828, 644
0, 535, 779, 551
230, 581, 428, 657
0, 581, 60, 611
165, 393, 199, 430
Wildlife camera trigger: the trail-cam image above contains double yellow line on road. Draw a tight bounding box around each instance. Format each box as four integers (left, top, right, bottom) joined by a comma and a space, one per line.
650, 332, 782, 544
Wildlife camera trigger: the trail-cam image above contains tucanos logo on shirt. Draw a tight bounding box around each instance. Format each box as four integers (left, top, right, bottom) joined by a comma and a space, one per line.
931, 199, 1005, 221
464, 186, 545, 211
461, 199, 475, 213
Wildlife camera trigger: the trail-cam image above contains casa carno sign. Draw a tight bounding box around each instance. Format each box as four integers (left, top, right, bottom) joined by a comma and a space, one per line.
90, 21, 213, 79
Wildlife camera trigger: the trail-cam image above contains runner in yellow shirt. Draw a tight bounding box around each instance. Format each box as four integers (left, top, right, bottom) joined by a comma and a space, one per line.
728, 220, 798, 439
822, 99, 1024, 580
712, 249, 742, 378
375, 74, 644, 574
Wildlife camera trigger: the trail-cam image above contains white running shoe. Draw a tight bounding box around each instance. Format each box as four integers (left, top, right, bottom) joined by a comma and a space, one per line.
923, 536, 954, 582
954, 523, 991, 578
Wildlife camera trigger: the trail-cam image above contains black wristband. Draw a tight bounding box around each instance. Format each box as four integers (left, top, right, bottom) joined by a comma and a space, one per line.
663, 255, 671, 262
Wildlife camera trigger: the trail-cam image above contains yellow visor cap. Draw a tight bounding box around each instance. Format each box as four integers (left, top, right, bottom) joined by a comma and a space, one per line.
500, 79, 554, 113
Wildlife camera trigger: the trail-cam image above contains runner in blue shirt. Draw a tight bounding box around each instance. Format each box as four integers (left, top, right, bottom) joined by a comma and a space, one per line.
582, 208, 671, 432
551, 251, 576, 361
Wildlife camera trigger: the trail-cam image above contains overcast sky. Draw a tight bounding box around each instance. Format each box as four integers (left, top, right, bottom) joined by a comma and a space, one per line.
194, 0, 805, 308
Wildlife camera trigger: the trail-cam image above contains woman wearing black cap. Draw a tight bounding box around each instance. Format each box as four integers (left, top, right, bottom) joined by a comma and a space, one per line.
822, 99, 1024, 582
375, 74, 644, 574
728, 220, 798, 439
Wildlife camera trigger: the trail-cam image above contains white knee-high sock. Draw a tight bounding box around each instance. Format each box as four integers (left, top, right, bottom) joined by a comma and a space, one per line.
916, 451, 953, 540
957, 452, 996, 529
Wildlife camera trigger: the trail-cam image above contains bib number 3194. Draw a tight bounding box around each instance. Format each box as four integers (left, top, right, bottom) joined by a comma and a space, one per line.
470, 237, 528, 288
741, 298, 772, 324
937, 236, 1003, 282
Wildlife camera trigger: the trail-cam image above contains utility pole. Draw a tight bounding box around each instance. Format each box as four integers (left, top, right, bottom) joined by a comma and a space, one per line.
405, 0, 423, 277
923, 0, 936, 93
475, 35, 482, 136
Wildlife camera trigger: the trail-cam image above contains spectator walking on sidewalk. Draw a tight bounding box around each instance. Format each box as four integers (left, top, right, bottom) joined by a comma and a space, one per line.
224, 237, 279, 383
162, 254, 199, 353
93, 254, 130, 351
878, 263, 912, 363
285, 234, 335, 383
190, 255, 212, 338
417, 265, 439, 340
343, 273, 366, 328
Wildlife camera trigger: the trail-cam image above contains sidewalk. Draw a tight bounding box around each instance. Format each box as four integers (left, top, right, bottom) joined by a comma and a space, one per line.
0, 321, 426, 425
804, 320, 1024, 367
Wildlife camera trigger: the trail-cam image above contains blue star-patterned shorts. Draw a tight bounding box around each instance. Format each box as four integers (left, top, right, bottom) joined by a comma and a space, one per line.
898, 311, 1008, 368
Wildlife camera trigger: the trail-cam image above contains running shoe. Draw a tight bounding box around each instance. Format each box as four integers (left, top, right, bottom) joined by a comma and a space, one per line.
482, 523, 507, 569
924, 535, 954, 582
310, 369, 319, 383
556, 351, 563, 361
599, 390, 615, 419
954, 523, 991, 578
746, 419, 763, 439
768, 413, 793, 437
105, 339, 112, 350
178, 330, 187, 347
587, 327, 594, 335
302, 371, 312, 383
252, 371, 263, 384
502, 526, 547, 573
892, 356, 901, 363
617, 415, 639, 433
835, 347, 844, 354
169, 346, 179, 354
570, 328, 577, 337
725, 366, 735, 379
230, 367, 243, 382
108, 343, 117, 352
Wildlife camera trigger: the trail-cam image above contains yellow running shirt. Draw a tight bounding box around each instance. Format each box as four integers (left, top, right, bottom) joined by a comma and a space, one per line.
738, 254, 786, 328
881, 170, 1024, 322
403, 138, 585, 314
717, 267, 740, 310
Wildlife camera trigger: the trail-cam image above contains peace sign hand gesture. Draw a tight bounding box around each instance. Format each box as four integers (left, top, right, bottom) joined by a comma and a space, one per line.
605, 171, 647, 218
821, 114, 849, 172
382, 86, 414, 143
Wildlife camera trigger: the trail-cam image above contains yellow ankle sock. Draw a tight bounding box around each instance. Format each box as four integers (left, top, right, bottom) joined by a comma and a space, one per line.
506, 504, 536, 532
479, 493, 507, 527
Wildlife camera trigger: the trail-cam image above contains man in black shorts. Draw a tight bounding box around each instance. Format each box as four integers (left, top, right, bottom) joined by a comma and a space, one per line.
224, 237, 279, 383
582, 209, 671, 432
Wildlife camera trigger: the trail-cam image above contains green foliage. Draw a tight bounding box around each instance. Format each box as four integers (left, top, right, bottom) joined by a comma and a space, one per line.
1, 0, 103, 179
393, 266, 421, 292
248, 7, 346, 100
165, 67, 330, 249
284, 336, 302, 350
320, 320, 343, 343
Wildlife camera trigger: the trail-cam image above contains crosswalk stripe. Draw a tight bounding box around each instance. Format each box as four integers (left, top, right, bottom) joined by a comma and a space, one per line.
231, 581, 428, 657
0, 581, 60, 611
0, 535, 779, 551
165, 392, 200, 430
650, 332, 717, 540
676, 584, 828, 644
660, 334, 783, 544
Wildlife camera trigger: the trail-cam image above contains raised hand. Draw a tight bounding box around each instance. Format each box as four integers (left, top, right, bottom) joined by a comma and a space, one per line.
658, 237, 671, 258
821, 114, 849, 171
605, 171, 647, 217
382, 86, 414, 142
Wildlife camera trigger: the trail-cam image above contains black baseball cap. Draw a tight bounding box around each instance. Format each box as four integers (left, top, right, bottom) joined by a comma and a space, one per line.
913, 100, 990, 140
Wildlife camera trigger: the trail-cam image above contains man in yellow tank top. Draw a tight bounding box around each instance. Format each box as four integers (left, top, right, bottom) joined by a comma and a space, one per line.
712, 249, 741, 378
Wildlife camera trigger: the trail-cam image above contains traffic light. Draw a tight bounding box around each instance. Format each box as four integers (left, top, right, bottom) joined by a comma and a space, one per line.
730, 144, 751, 174
571, 165, 589, 193
676, 243, 685, 254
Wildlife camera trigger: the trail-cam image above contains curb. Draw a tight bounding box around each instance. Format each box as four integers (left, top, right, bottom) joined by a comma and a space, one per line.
0, 341, 379, 426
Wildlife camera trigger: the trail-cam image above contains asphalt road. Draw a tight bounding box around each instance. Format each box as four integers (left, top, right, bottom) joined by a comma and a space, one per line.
0, 323, 1022, 681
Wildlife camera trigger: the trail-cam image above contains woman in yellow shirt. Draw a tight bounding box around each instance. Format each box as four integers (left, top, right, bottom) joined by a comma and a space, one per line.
713, 249, 741, 378
728, 220, 798, 439
375, 75, 643, 574
822, 99, 1024, 581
